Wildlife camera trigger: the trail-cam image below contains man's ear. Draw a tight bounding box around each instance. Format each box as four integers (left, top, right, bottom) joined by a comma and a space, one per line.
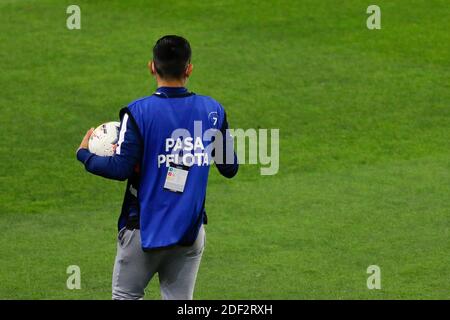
149, 61, 156, 75
185, 63, 193, 78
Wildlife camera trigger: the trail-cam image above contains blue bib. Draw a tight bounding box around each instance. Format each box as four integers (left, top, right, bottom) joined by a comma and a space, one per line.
127, 87, 225, 249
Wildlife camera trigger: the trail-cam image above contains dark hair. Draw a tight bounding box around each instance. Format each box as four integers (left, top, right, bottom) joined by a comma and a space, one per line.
152, 35, 191, 79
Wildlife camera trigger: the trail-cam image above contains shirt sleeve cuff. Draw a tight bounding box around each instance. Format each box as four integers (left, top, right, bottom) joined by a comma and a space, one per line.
77, 148, 93, 164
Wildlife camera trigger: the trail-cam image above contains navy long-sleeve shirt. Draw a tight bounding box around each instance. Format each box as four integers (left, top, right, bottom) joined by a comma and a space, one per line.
77, 112, 142, 181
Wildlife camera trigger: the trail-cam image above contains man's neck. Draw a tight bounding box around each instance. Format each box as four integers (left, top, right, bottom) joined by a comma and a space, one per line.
157, 78, 186, 88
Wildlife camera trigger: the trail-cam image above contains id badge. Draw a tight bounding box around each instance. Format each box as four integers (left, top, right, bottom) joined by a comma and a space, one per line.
164, 162, 190, 193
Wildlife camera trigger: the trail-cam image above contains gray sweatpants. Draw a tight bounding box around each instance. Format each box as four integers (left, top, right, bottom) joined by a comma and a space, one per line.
112, 225, 205, 300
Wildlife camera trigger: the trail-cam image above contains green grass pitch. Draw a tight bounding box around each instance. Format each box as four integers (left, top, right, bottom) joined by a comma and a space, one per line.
0, 0, 448, 299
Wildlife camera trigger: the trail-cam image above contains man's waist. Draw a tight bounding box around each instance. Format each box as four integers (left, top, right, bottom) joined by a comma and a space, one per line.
126, 215, 140, 230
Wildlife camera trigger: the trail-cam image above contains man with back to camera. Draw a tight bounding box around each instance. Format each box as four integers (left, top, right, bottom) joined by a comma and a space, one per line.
76, 35, 238, 300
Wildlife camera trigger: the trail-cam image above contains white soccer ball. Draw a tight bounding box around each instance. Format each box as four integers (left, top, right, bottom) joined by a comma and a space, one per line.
88, 121, 121, 156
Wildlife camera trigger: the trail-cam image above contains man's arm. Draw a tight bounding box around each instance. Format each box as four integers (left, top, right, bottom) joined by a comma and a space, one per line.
215, 112, 238, 178
76, 111, 142, 181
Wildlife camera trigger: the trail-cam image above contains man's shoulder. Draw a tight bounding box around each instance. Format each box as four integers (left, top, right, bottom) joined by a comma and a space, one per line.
194, 93, 220, 104
193, 94, 225, 111
127, 95, 155, 109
